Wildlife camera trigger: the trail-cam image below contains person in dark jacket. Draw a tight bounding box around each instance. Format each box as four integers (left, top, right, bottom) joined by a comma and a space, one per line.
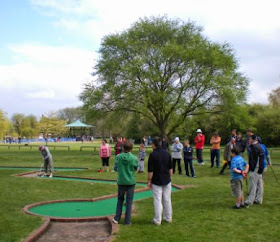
112, 137, 123, 172
183, 140, 196, 178
245, 135, 264, 207
245, 129, 261, 159
228, 129, 237, 143
161, 136, 169, 151
148, 137, 173, 225
219, 138, 236, 175
235, 132, 246, 157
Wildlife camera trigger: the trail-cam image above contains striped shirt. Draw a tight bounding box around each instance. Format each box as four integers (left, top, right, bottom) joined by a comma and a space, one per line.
138, 149, 146, 160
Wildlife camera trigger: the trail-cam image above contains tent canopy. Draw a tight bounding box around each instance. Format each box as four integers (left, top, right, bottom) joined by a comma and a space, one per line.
64, 120, 92, 128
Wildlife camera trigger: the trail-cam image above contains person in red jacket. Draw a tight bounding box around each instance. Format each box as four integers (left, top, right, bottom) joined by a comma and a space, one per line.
194, 129, 205, 165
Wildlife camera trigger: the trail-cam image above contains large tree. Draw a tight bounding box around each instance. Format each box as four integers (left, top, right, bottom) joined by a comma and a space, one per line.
39, 115, 68, 138
11, 113, 25, 136
80, 16, 248, 137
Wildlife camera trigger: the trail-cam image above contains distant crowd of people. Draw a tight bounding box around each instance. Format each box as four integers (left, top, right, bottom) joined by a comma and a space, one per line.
4, 137, 22, 144
97, 128, 273, 226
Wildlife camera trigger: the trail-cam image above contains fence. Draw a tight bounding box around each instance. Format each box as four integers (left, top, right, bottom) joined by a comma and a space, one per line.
0, 144, 70, 151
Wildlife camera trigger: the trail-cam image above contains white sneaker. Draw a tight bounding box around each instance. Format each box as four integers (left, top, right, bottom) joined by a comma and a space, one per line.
163, 219, 172, 223
111, 170, 115, 172
201, 162, 205, 166
152, 220, 161, 225
49, 174, 53, 178
112, 218, 118, 224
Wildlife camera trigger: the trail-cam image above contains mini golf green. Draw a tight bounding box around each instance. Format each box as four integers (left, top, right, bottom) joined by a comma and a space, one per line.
39, 176, 147, 186
28, 177, 179, 218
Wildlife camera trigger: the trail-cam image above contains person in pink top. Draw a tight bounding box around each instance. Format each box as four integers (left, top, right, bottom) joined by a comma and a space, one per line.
194, 129, 205, 165
99, 139, 112, 172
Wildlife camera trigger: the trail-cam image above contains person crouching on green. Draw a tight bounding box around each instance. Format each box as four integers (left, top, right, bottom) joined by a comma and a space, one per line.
230, 147, 249, 209
113, 140, 138, 225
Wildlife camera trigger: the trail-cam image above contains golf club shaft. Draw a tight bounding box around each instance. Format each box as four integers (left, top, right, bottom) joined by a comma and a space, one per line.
270, 166, 279, 184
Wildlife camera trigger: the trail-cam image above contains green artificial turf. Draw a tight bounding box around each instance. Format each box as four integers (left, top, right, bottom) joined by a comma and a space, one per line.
1, 144, 280, 242
38, 176, 147, 186
28, 182, 178, 218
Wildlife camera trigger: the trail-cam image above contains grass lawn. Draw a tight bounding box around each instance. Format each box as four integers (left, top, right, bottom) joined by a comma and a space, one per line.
0, 143, 280, 242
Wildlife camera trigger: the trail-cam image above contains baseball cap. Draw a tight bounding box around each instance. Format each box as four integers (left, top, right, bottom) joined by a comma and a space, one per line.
174, 137, 179, 142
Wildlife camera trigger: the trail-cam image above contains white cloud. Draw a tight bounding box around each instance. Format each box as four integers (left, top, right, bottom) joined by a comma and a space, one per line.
53, 18, 80, 31
30, 0, 98, 16
0, 44, 95, 116
25, 89, 56, 99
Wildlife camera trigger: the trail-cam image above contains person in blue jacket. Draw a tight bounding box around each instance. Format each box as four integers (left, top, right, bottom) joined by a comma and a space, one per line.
230, 147, 249, 209
254, 138, 272, 204
183, 140, 196, 178
257, 138, 272, 171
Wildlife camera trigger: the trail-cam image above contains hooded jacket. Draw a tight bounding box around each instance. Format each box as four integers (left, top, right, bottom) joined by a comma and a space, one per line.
249, 143, 264, 174
116, 152, 138, 185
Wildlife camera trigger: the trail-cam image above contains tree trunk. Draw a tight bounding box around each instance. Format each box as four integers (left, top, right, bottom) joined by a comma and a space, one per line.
159, 121, 167, 138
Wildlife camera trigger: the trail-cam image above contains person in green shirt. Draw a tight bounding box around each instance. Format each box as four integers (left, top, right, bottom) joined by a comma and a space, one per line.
113, 140, 138, 225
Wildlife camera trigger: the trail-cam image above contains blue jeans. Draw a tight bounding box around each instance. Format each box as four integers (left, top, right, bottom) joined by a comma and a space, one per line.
210, 149, 220, 167
184, 159, 195, 177
114, 184, 135, 224
113, 155, 118, 171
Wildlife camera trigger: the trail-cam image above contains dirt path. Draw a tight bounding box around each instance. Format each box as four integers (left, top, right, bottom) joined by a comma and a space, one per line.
36, 221, 111, 242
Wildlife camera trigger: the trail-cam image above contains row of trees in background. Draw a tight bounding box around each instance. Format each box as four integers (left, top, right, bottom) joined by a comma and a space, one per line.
81, 98, 280, 146
0, 108, 82, 140
1, 87, 280, 145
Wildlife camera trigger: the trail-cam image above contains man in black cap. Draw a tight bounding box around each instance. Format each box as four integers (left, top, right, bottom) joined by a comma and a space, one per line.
245, 135, 264, 207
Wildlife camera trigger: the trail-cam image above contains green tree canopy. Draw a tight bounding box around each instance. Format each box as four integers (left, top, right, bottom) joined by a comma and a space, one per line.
11, 114, 39, 138
11, 113, 25, 136
80, 16, 248, 137
0, 110, 13, 139
39, 115, 68, 138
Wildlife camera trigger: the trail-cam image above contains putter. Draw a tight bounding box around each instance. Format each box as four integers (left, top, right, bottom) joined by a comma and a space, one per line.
37, 163, 44, 177
270, 166, 279, 184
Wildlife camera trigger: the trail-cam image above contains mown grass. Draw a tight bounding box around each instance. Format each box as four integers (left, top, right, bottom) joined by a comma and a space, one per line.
0, 144, 280, 242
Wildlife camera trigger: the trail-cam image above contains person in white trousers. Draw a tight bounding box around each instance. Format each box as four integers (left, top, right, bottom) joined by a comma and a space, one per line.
148, 137, 173, 225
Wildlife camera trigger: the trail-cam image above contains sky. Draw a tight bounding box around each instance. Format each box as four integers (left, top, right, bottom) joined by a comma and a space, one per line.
0, 0, 279, 118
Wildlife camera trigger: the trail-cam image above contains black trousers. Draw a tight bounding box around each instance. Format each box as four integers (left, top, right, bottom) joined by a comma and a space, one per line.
220, 161, 231, 174
196, 149, 204, 163
173, 158, 182, 174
